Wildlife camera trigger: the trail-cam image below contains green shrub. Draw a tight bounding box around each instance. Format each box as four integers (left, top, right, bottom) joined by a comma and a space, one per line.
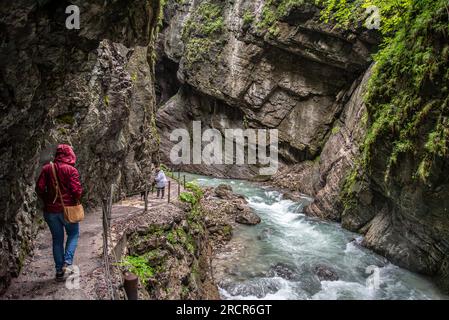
118, 255, 155, 285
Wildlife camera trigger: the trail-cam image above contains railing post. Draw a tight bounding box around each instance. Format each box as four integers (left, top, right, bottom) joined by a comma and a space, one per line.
183, 175, 186, 189
123, 272, 139, 300
177, 179, 180, 196
107, 185, 113, 226
102, 197, 108, 235
168, 181, 171, 203
144, 182, 148, 212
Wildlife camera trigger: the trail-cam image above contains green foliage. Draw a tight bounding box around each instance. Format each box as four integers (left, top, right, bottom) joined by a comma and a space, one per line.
182, 1, 225, 65
185, 181, 204, 197
166, 230, 177, 244
340, 168, 359, 210
363, 0, 449, 182
334, 0, 449, 198
242, 10, 255, 25
318, 0, 412, 41
118, 255, 154, 285
331, 124, 341, 135
425, 116, 449, 157
179, 191, 197, 204
257, 0, 307, 35
222, 225, 232, 236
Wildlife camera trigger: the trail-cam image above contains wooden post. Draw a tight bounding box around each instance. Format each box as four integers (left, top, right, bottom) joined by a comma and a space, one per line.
177, 178, 180, 196
183, 175, 186, 189
144, 182, 148, 212
102, 197, 109, 249
102, 198, 108, 229
123, 272, 139, 300
107, 185, 113, 225
168, 181, 171, 203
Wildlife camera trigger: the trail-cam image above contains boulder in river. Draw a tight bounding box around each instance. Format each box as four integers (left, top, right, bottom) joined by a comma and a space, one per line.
314, 264, 339, 281
215, 184, 234, 199
235, 208, 261, 225
268, 262, 300, 281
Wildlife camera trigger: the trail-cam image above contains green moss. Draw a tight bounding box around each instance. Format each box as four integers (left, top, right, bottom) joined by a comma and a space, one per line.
341, 168, 358, 208
104, 95, 110, 107
331, 124, 341, 135
166, 230, 177, 244
337, 0, 449, 204
257, 0, 308, 36
363, 0, 449, 182
182, 1, 225, 65
57, 127, 68, 135
56, 114, 75, 126
242, 10, 255, 26
222, 225, 232, 236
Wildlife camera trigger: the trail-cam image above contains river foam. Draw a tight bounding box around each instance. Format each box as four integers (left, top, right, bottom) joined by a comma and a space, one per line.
184, 173, 448, 300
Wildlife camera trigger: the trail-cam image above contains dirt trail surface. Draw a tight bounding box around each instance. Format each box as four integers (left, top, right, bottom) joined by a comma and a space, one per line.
1, 177, 184, 300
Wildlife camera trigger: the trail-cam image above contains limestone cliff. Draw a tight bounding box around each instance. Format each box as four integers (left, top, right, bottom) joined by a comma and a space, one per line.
0, 0, 162, 293
155, 0, 378, 177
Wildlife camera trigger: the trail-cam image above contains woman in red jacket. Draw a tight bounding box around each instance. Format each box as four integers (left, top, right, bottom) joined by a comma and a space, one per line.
36, 144, 83, 282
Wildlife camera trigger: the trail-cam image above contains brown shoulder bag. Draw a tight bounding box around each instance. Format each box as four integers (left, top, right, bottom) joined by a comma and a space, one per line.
50, 161, 84, 223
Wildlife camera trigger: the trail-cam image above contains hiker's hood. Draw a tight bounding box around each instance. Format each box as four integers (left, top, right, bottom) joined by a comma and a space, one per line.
54, 144, 76, 165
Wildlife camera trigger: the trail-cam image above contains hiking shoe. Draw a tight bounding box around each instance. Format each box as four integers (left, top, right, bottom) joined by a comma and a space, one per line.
56, 271, 65, 282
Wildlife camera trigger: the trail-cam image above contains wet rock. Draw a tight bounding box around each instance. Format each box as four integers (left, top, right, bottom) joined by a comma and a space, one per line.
235, 209, 261, 225
282, 192, 303, 202
268, 263, 300, 281
0, 0, 163, 292
214, 184, 234, 199
221, 278, 282, 299
147, 250, 168, 267
314, 264, 339, 281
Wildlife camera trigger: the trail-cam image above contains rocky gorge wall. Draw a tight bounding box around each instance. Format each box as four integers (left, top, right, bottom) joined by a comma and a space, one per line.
155, 0, 449, 293
155, 0, 378, 178
0, 0, 162, 293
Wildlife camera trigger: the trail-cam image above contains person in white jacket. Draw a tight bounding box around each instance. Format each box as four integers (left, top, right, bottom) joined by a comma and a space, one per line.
154, 166, 167, 199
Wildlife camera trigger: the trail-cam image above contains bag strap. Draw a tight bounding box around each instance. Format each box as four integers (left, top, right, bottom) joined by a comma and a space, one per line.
50, 161, 66, 210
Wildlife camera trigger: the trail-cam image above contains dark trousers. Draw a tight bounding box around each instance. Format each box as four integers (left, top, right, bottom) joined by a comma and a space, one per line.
156, 187, 165, 198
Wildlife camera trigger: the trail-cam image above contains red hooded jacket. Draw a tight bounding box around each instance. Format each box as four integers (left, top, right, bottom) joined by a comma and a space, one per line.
36, 144, 83, 213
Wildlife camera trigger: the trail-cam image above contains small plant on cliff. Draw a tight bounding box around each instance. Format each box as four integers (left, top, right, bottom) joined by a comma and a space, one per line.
257, 0, 307, 36
327, 0, 449, 206
104, 95, 110, 107
118, 255, 154, 285
185, 181, 204, 199
180, 191, 197, 205
182, 1, 225, 65
242, 10, 255, 26
56, 113, 75, 126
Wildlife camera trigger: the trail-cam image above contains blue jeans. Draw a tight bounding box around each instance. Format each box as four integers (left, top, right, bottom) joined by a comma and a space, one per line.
44, 213, 79, 273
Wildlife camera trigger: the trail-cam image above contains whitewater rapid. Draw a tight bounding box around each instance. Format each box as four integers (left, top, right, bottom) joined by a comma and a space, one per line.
184, 174, 447, 300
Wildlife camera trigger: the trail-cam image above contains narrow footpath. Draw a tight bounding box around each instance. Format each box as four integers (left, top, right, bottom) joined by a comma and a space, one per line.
1, 177, 184, 300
